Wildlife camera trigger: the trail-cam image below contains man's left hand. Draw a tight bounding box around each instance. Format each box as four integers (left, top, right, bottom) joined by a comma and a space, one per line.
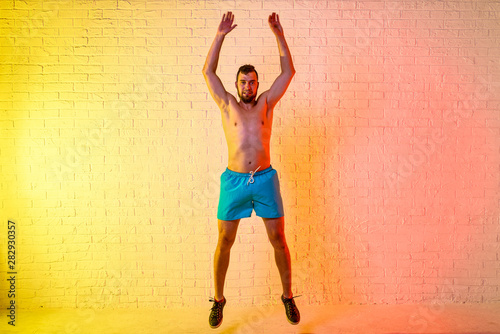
268, 12, 283, 36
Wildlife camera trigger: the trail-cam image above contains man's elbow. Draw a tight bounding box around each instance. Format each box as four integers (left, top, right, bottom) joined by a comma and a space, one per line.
202, 64, 216, 76
202, 64, 210, 75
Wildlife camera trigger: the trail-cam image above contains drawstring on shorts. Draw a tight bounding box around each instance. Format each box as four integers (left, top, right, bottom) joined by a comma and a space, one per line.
246, 166, 261, 185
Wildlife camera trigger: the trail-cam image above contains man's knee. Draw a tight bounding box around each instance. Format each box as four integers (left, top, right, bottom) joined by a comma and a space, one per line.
267, 229, 286, 249
218, 232, 236, 250
217, 219, 239, 251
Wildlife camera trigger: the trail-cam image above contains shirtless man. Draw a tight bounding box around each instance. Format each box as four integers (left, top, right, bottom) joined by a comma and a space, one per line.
202, 12, 299, 329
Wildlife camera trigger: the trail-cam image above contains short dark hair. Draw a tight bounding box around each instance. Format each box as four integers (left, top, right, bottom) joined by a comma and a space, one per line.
236, 64, 258, 82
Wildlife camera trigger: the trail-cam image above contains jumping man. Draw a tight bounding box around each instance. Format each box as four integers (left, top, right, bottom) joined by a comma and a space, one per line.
202, 12, 299, 329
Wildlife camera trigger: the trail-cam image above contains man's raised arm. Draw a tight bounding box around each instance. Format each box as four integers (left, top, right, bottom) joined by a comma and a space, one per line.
266, 13, 295, 109
202, 12, 237, 109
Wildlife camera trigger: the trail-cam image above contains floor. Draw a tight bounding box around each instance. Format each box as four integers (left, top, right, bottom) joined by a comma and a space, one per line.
2, 303, 500, 334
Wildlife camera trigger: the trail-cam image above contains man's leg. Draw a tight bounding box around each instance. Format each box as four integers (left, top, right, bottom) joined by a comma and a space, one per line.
214, 218, 240, 301
262, 216, 292, 298
263, 216, 300, 325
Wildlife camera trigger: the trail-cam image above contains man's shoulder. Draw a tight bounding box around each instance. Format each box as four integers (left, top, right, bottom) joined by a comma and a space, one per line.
227, 93, 238, 103
258, 90, 269, 101
254, 91, 271, 107
217, 93, 237, 111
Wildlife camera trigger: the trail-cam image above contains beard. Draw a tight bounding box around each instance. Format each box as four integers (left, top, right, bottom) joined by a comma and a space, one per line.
238, 90, 257, 104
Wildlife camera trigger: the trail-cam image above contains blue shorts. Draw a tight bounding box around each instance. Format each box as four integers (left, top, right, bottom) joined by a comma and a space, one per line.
217, 165, 285, 221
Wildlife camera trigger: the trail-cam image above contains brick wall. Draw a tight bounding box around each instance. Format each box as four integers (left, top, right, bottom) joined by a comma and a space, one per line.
0, 0, 499, 309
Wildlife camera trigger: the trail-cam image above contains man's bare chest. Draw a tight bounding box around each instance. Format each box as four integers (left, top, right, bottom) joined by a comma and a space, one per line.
229, 111, 266, 129
223, 104, 271, 132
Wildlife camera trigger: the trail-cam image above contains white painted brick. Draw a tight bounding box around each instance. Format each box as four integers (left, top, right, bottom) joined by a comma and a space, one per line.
1, 0, 499, 309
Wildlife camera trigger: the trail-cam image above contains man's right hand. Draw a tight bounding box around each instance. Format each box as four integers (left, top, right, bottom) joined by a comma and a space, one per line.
217, 11, 237, 36
203, 11, 237, 109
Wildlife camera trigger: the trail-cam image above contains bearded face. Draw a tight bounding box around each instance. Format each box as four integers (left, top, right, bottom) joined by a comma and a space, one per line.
236, 72, 259, 104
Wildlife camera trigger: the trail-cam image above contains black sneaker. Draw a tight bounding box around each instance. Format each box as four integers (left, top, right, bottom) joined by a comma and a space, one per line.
281, 295, 300, 325
209, 297, 226, 329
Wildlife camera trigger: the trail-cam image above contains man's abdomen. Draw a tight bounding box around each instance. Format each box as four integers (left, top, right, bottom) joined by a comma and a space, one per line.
227, 143, 270, 173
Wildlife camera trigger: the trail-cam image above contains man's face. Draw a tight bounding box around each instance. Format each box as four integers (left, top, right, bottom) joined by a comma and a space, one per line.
236, 72, 259, 104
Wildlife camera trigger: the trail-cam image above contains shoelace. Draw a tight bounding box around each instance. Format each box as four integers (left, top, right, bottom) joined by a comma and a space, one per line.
246, 166, 261, 185
209, 298, 224, 317
284, 294, 302, 300
283, 295, 301, 316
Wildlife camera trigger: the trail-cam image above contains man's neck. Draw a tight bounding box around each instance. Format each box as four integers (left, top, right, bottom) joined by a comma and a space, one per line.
239, 99, 257, 110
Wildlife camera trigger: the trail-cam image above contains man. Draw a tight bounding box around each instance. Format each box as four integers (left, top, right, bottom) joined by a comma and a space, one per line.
202, 12, 299, 329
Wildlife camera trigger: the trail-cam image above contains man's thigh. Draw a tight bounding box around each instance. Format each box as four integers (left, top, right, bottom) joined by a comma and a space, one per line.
218, 219, 241, 240
262, 216, 285, 240
253, 170, 284, 219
